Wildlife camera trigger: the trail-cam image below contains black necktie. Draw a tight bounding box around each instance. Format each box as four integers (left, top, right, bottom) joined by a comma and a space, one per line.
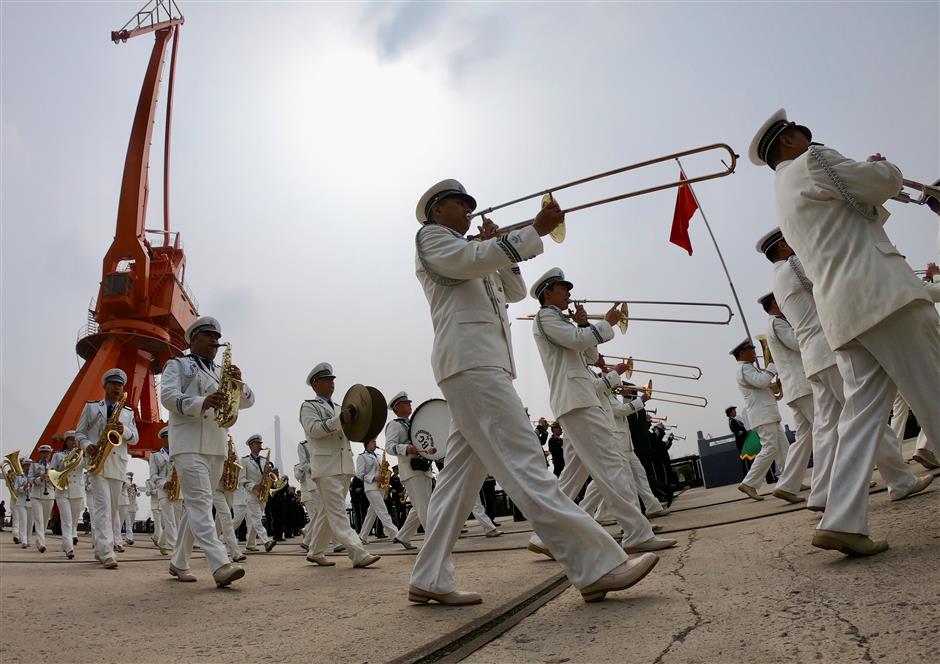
107, 403, 115, 418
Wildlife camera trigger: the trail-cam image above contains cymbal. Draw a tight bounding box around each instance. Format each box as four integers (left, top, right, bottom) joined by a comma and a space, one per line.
341, 384, 388, 443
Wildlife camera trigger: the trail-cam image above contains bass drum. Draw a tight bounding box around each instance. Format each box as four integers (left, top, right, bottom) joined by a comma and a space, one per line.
408, 398, 450, 460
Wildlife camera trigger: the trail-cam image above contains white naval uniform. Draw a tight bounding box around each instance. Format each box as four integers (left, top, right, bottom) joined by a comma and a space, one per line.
295, 440, 323, 549
145, 479, 162, 544
160, 354, 255, 574
74, 400, 139, 561
386, 417, 433, 546
28, 462, 55, 549
775, 147, 939, 535
356, 450, 399, 543
736, 362, 788, 492
13, 475, 30, 545
50, 451, 85, 553
214, 477, 241, 560
765, 315, 815, 495
148, 448, 181, 550
239, 453, 274, 547
773, 256, 919, 523
300, 396, 373, 565
528, 307, 654, 551
411, 223, 629, 595
118, 482, 138, 542
231, 486, 256, 548
609, 387, 663, 516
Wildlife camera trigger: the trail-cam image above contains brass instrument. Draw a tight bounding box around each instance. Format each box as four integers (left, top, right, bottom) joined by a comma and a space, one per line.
214, 342, 244, 428
220, 434, 243, 492
517, 300, 733, 335
467, 143, 738, 242
377, 448, 392, 500
756, 334, 784, 401
892, 179, 940, 207
48, 448, 84, 492
258, 450, 287, 504
399, 488, 408, 505
603, 355, 703, 381
2, 450, 23, 499
87, 392, 127, 475
624, 379, 708, 408
165, 466, 181, 502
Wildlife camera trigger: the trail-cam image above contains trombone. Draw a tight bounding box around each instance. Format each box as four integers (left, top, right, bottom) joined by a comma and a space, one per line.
603, 355, 703, 381
468, 143, 738, 242
621, 379, 708, 408
892, 179, 940, 207
517, 300, 733, 334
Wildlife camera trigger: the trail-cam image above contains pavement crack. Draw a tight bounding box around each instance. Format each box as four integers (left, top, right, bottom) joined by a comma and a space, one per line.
774, 544, 874, 663
651, 529, 709, 664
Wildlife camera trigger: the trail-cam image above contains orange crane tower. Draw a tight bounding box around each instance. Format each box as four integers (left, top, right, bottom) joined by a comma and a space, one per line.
31, 0, 196, 458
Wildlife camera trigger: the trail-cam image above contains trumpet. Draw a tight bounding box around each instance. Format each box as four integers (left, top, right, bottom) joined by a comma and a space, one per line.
467, 143, 738, 242
517, 300, 733, 335
892, 179, 940, 207
603, 355, 703, 381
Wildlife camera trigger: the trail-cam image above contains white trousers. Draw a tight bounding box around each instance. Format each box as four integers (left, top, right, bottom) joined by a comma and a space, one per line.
118, 506, 136, 542
157, 492, 182, 550
471, 496, 497, 532
807, 366, 842, 509
412, 368, 627, 594
628, 450, 663, 514
309, 474, 372, 564
170, 453, 230, 574
15, 503, 29, 543
30, 498, 53, 550
152, 504, 163, 542
358, 485, 399, 542
396, 474, 433, 545
742, 422, 788, 490
89, 476, 121, 560
776, 394, 815, 494
891, 392, 929, 451
301, 495, 323, 547
534, 407, 653, 549
214, 489, 241, 558
579, 480, 603, 517
232, 503, 257, 547
54, 494, 83, 552
244, 495, 272, 545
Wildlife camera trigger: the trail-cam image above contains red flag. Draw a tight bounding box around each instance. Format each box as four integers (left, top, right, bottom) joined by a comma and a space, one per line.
670, 171, 698, 255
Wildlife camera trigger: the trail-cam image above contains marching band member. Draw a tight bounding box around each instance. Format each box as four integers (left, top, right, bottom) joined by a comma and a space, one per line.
294, 438, 323, 551
730, 340, 788, 501
215, 444, 245, 563
118, 471, 139, 545
51, 432, 85, 558
383, 392, 427, 550
300, 363, 380, 568
758, 229, 933, 533
238, 435, 276, 553
758, 293, 813, 503
13, 459, 31, 548
471, 496, 502, 537
148, 428, 179, 555
160, 316, 253, 586
409, 180, 657, 606
75, 368, 139, 569
146, 476, 162, 547
356, 439, 400, 545
751, 111, 940, 555
27, 445, 56, 553
527, 269, 675, 557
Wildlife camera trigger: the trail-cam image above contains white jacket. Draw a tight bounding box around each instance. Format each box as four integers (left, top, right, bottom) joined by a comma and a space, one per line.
765, 315, 812, 404
356, 450, 382, 487
50, 450, 85, 499
240, 453, 269, 500
385, 418, 432, 482
294, 440, 317, 492
772, 256, 836, 378
533, 305, 615, 418
299, 397, 355, 479
148, 448, 173, 494
28, 460, 54, 500
75, 400, 139, 481
160, 355, 255, 458
774, 146, 930, 350
13, 474, 30, 506
415, 223, 539, 383
735, 362, 781, 427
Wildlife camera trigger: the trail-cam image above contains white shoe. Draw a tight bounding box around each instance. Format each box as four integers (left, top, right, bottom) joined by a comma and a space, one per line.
484, 529, 503, 538
624, 536, 678, 554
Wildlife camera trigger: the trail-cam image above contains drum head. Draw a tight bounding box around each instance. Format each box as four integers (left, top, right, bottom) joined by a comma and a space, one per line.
408, 399, 449, 460
342, 384, 387, 443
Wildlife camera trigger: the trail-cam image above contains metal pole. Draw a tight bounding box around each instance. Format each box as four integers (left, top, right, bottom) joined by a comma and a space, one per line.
675, 157, 753, 342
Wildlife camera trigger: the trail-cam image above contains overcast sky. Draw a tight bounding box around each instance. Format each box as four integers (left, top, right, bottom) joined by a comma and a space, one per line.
2, 1, 938, 514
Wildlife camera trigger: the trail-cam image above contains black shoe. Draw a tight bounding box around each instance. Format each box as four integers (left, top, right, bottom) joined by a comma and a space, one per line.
73, 537, 78, 545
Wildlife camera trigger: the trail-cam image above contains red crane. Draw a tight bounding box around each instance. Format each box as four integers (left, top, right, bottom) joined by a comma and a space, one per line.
31, 0, 196, 458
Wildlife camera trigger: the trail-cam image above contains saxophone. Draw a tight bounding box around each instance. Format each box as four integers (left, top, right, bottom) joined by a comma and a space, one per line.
221, 434, 243, 492
214, 343, 244, 428
87, 392, 127, 475
377, 449, 392, 499
258, 449, 287, 504
164, 466, 181, 502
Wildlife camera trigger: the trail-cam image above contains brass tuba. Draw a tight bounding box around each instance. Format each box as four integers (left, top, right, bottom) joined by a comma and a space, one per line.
214, 343, 244, 428
87, 392, 127, 475
2, 451, 23, 499
220, 434, 243, 492
48, 448, 84, 492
